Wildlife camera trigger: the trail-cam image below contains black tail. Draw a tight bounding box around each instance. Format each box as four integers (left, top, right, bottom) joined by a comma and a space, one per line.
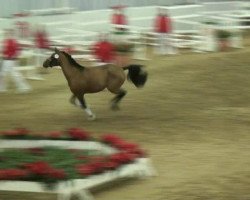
123, 64, 148, 88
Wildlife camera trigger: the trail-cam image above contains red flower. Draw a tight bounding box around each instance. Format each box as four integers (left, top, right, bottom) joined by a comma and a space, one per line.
102, 135, 147, 158
114, 141, 139, 151
15, 128, 29, 135
126, 148, 146, 158
23, 161, 51, 175
1, 128, 29, 137
68, 128, 90, 140
23, 161, 67, 179
0, 169, 29, 180
104, 161, 119, 170
76, 164, 95, 176
102, 135, 140, 152
109, 152, 136, 164
47, 131, 63, 139
76, 159, 106, 176
89, 161, 105, 174
101, 134, 122, 144
109, 153, 125, 163
48, 168, 66, 179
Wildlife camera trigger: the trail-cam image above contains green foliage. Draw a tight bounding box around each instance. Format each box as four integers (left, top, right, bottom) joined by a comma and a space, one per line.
0, 147, 105, 180
216, 29, 232, 40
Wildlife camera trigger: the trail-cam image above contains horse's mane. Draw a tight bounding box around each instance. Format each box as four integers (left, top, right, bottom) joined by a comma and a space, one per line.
62, 51, 85, 71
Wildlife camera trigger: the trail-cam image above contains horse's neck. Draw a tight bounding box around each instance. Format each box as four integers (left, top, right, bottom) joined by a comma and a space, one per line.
59, 54, 78, 82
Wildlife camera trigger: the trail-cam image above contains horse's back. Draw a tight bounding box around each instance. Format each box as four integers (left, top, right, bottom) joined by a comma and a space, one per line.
78, 64, 125, 93
106, 64, 125, 78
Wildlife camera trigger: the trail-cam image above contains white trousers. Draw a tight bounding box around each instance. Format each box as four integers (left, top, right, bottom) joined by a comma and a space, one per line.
27, 48, 47, 79
0, 59, 31, 92
155, 33, 177, 55
36, 48, 47, 68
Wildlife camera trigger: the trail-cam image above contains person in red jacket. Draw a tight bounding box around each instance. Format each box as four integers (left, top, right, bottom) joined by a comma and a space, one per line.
111, 5, 128, 30
0, 29, 31, 93
92, 33, 115, 64
111, 5, 128, 42
154, 8, 177, 55
32, 25, 51, 79
34, 26, 50, 50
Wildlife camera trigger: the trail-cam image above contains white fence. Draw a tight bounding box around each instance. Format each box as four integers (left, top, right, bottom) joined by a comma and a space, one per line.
0, 1, 249, 72
1, 2, 249, 41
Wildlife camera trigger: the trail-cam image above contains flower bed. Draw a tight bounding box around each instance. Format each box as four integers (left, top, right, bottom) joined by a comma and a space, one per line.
0, 128, 149, 189
0, 147, 110, 185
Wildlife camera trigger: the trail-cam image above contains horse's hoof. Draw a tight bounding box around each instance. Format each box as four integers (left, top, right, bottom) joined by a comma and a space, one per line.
87, 114, 96, 121
69, 99, 75, 106
111, 104, 120, 111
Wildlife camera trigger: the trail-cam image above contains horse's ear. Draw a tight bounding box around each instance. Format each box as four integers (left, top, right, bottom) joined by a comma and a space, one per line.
55, 48, 60, 54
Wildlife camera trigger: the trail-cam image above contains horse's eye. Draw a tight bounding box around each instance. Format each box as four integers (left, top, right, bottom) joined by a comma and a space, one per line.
54, 54, 59, 59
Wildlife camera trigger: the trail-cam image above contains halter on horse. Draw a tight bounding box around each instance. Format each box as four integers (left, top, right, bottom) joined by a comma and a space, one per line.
43, 48, 147, 120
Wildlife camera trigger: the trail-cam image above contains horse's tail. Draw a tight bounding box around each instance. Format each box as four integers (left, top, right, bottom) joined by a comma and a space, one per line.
123, 64, 148, 88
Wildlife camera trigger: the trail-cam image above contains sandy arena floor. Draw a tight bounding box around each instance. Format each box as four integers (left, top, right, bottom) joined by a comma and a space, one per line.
1, 34, 250, 200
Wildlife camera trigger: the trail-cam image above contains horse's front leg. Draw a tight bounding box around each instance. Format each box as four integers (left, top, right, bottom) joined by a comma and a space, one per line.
76, 95, 96, 120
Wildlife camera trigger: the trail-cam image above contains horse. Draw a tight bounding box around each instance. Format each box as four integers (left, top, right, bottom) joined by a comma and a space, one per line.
43, 48, 147, 120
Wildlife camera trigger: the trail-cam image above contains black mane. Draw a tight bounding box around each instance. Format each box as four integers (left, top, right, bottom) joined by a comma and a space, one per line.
62, 51, 85, 70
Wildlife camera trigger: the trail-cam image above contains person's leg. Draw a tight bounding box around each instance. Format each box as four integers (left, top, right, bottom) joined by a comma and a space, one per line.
154, 33, 162, 55
0, 60, 10, 92
9, 60, 32, 93
166, 33, 177, 55
28, 48, 44, 80
160, 33, 167, 55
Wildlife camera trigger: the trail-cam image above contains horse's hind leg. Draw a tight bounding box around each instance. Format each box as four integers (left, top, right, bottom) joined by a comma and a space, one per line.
69, 94, 77, 106
76, 95, 96, 120
70, 94, 83, 107
110, 88, 127, 110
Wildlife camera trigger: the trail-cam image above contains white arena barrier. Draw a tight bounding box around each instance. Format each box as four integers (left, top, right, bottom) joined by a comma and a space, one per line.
201, 1, 241, 15
197, 1, 244, 51
130, 31, 149, 60
0, 2, 248, 67
140, 4, 203, 51
28, 7, 75, 16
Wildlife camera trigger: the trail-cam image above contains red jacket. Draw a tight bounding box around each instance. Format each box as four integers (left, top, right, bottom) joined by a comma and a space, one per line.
112, 14, 127, 25
155, 15, 172, 33
2, 39, 20, 59
93, 41, 114, 63
35, 31, 50, 49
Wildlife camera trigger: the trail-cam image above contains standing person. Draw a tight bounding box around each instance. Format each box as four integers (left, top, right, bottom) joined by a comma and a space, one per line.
32, 25, 50, 79
111, 5, 128, 42
92, 33, 115, 64
154, 8, 176, 55
0, 29, 31, 93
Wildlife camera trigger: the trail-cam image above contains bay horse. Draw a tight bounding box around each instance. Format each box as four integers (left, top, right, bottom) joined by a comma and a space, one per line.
43, 48, 147, 120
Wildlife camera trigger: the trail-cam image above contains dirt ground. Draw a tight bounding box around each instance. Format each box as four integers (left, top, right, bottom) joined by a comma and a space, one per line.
1, 33, 250, 200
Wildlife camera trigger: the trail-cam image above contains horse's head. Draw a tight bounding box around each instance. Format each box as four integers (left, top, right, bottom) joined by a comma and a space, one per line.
43, 48, 61, 68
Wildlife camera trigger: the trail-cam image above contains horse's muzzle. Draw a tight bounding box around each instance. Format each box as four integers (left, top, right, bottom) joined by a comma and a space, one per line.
43, 59, 50, 68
